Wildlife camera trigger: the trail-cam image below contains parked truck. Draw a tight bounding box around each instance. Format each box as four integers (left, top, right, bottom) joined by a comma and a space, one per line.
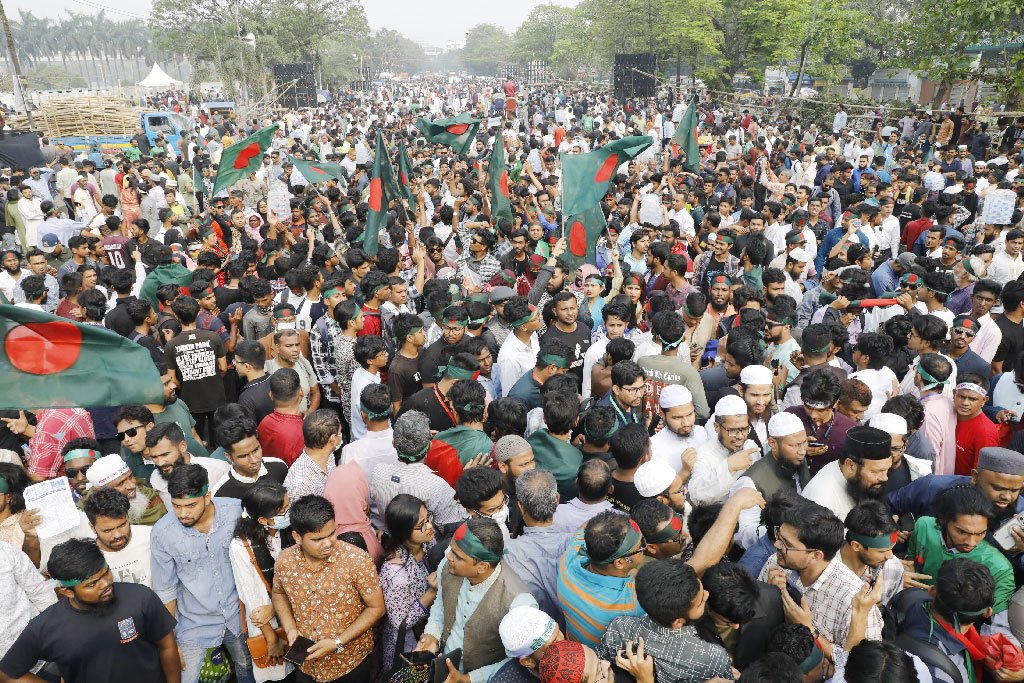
54, 110, 192, 164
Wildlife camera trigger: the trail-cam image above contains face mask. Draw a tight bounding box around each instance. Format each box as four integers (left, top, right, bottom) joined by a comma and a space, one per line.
266, 512, 290, 530
485, 504, 510, 527
276, 321, 296, 330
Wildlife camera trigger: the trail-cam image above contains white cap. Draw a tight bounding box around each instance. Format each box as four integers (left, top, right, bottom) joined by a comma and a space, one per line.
659, 384, 693, 409
740, 365, 773, 386
499, 605, 558, 658
85, 453, 130, 488
714, 394, 748, 418
869, 412, 907, 436
768, 412, 805, 438
788, 247, 812, 263
634, 460, 678, 498
943, 184, 964, 195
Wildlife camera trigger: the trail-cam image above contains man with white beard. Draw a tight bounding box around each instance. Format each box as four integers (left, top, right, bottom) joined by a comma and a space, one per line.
83, 454, 166, 526
648, 385, 706, 475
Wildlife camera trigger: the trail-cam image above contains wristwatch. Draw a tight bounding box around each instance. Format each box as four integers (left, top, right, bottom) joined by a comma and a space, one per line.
335, 638, 345, 654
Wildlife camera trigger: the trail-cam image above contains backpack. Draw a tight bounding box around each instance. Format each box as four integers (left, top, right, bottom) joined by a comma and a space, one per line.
890, 588, 964, 683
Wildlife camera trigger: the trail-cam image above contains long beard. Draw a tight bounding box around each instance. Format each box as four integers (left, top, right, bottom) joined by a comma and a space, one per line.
127, 492, 152, 524
846, 477, 884, 503
710, 300, 728, 312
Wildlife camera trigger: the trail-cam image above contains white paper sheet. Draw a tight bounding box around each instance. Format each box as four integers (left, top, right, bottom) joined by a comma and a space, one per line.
23, 477, 81, 539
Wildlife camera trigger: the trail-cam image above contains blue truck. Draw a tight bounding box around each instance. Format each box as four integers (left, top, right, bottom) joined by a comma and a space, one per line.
54, 110, 193, 165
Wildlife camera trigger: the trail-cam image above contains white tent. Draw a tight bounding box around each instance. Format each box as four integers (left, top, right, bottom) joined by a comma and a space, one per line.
136, 63, 183, 89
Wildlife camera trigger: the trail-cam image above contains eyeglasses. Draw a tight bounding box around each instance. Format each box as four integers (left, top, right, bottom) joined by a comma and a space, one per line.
773, 527, 817, 555
620, 384, 646, 395
414, 513, 434, 532
622, 541, 649, 558
66, 464, 91, 479
116, 425, 142, 441
478, 493, 509, 518
720, 425, 750, 437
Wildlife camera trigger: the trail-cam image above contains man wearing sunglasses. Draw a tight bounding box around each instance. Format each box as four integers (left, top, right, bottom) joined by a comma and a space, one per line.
947, 314, 992, 380
61, 439, 101, 501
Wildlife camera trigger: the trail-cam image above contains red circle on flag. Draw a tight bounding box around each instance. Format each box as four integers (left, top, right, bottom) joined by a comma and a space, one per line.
569, 220, 587, 256
401, 171, 408, 186
368, 177, 383, 212
5, 321, 82, 374
594, 155, 619, 183
446, 123, 470, 135
233, 142, 262, 170
309, 166, 327, 175
499, 171, 510, 198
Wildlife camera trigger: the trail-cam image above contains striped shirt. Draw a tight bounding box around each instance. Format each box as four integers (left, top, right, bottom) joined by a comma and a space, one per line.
556, 529, 643, 646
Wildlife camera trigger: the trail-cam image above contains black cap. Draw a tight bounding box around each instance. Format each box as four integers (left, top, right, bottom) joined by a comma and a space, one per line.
844, 426, 891, 460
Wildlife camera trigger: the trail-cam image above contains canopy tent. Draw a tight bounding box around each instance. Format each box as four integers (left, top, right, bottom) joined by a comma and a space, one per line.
136, 63, 183, 89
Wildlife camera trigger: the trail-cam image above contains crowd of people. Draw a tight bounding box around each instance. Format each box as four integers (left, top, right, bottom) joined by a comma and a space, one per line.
1, 75, 1024, 683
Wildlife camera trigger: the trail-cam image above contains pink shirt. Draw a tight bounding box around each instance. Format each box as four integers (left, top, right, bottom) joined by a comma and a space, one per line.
970, 314, 1002, 364
921, 393, 957, 475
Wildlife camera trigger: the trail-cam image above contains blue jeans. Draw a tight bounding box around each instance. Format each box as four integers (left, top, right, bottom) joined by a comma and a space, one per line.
179, 628, 256, 683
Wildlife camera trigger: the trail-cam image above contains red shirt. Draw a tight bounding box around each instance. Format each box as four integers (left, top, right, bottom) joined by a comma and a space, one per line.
954, 412, 1002, 475
903, 217, 933, 251
257, 411, 305, 466
358, 305, 382, 338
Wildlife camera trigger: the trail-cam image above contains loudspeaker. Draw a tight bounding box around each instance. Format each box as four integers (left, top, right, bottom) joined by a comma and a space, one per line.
273, 63, 316, 108
613, 53, 656, 101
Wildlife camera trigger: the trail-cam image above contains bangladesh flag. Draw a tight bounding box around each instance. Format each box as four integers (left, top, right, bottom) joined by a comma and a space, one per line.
425, 425, 495, 487
561, 136, 653, 217
0, 304, 164, 409
415, 112, 481, 156
397, 140, 416, 206
563, 204, 607, 271
291, 158, 346, 184
671, 98, 701, 173
364, 130, 398, 258
487, 135, 513, 222
211, 124, 279, 197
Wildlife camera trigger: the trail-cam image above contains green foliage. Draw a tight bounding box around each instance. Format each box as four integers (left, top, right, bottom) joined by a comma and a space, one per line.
512, 4, 575, 63
461, 23, 512, 76
367, 28, 427, 75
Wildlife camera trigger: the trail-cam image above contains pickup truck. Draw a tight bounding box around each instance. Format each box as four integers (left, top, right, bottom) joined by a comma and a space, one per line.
54, 110, 192, 164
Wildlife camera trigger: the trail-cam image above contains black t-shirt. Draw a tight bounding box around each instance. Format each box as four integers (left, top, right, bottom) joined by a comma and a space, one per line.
700, 256, 729, 296
418, 339, 457, 385
238, 374, 275, 423
104, 296, 138, 338
388, 353, 423, 407
398, 386, 456, 433
0, 582, 176, 683
164, 329, 226, 413
608, 477, 643, 513
541, 322, 593, 386
994, 314, 1024, 365
214, 285, 243, 314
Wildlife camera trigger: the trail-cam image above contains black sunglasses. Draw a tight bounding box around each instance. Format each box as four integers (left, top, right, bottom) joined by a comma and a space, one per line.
66, 464, 91, 478
116, 425, 142, 441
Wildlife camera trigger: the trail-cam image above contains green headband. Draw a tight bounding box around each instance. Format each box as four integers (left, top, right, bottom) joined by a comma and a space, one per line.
0, 477, 8, 494
56, 576, 90, 588
600, 521, 644, 563
645, 515, 684, 544
962, 258, 978, 278
539, 353, 570, 369
444, 365, 480, 380
848, 531, 898, 549
323, 286, 343, 299
917, 365, 948, 388
510, 308, 537, 327
469, 316, 490, 326
273, 307, 296, 319
64, 448, 97, 464
800, 641, 824, 674
370, 283, 390, 298
397, 325, 422, 341
176, 484, 209, 500
717, 235, 735, 245
361, 401, 392, 420
397, 442, 430, 463
585, 274, 605, 285
452, 522, 503, 563
659, 333, 686, 351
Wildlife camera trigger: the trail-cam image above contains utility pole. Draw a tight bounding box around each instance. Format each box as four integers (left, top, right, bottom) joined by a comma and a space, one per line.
0, 0, 32, 128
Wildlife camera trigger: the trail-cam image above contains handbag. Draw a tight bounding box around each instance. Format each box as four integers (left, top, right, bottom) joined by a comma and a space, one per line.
239, 539, 288, 669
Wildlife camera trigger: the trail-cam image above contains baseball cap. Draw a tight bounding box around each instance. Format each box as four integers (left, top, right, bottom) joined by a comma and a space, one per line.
39, 233, 60, 253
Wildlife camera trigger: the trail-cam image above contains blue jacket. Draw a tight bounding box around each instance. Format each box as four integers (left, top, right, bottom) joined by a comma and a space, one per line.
815, 226, 868, 275
887, 474, 972, 518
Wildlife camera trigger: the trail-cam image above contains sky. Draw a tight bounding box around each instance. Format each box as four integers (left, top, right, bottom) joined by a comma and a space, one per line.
11, 0, 580, 48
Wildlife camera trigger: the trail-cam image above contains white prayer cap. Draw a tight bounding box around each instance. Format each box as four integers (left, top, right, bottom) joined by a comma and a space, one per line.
633, 461, 677, 498
659, 384, 693, 409
869, 412, 907, 436
500, 605, 558, 658
740, 365, 773, 386
768, 412, 805, 438
715, 395, 748, 418
86, 454, 130, 488
788, 247, 813, 263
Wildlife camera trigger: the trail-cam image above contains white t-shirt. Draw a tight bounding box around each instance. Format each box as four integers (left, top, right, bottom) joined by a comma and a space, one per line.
102, 525, 153, 588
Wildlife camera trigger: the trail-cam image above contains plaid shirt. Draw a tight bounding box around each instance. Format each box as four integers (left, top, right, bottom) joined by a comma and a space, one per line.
450, 227, 501, 285
310, 315, 342, 402
758, 553, 883, 659
27, 409, 96, 479
597, 615, 732, 683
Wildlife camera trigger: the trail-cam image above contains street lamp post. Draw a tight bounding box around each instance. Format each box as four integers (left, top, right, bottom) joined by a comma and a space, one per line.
0, 0, 32, 128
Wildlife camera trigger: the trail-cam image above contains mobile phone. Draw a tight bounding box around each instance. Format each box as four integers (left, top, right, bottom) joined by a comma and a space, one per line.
993, 512, 1024, 551
284, 636, 315, 666
808, 440, 825, 450
897, 513, 916, 533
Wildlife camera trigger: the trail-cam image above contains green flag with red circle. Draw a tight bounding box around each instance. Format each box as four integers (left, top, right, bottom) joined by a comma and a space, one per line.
486, 135, 513, 223
397, 140, 417, 206
364, 130, 398, 258
560, 135, 653, 217
211, 124, 279, 197
291, 157, 346, 184
562, 205, 607, 271
0, 304, 164, 409
415, 112, 481, 156
670, 98, 701, 173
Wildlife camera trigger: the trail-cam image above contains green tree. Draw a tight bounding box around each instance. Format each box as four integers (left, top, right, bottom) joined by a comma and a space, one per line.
368, 28, 427, 75
461, 23, 511, 76
511, 5, 575, 63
